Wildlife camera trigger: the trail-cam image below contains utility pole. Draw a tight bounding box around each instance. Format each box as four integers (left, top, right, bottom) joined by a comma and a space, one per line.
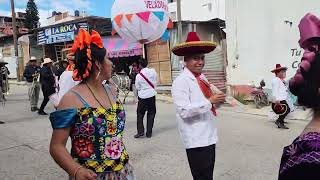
10, 0, 20, 81
176, 0, 183, 43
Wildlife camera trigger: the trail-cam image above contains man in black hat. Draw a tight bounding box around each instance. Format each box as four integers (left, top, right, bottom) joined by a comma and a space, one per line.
23, 56, 41, 112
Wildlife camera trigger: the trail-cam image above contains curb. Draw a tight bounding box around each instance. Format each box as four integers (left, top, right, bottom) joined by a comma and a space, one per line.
9, 81, 27, 86
219, 107, 311, 121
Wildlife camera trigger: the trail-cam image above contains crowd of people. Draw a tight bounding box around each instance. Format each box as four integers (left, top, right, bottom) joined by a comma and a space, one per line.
14, 12, 320, 180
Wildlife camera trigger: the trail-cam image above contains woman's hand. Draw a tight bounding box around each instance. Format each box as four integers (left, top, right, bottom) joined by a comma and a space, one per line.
75, 167, 97, 180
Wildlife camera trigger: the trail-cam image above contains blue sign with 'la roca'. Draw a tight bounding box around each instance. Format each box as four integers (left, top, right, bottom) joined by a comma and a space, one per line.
38, 22, 88, 45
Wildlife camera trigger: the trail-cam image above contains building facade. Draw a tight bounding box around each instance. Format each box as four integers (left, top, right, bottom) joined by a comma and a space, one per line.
168, 0, 225, 21
0, 13, 28, 38
167, 0, 227, 91
226, 0, 320, 94
0, 13, 29, 79
35, 16, 111, 62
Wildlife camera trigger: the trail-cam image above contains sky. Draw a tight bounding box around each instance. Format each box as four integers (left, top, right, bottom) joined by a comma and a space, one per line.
0, 0, 115, 26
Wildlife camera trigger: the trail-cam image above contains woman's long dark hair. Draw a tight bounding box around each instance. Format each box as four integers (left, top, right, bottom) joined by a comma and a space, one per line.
290, 47, 320, 110
73, 43, 106, 81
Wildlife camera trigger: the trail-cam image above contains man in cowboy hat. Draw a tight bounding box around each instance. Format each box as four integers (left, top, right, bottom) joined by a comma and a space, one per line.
23, 56, 41, 112
171, 32, 226, 180
55, 59, 69, 80
271, 64, 292, 129
38, 58, 55, 115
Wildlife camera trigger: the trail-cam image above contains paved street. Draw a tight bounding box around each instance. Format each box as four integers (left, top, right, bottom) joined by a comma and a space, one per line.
0, 84, 309, 180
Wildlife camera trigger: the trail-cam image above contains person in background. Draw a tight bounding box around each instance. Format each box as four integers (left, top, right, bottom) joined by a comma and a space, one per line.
279, 13, 320, 179
23, 56, 41, 112
129, 61, 139, 103
171, 32, 226, 180
49, 29, 134, 180
39, 58, 56, 115
57, 53, 80, 104
55, 59, 69, 80
134, 58, 157, 138
271, 64, 291, 129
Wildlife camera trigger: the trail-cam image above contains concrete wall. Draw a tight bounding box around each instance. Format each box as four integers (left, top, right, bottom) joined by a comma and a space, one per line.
168, 0, 225, 21
226, 0, 320, 88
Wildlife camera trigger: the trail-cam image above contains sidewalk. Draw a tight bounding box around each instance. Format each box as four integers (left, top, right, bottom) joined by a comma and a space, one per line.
219, 105, 312, 121
9, 80, 27, 86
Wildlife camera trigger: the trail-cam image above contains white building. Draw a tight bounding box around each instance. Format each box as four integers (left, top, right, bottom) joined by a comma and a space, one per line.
45, 11, 86, 27
226, 0, 320, 90
168, 0, 225, 21
167, 0, 227, 91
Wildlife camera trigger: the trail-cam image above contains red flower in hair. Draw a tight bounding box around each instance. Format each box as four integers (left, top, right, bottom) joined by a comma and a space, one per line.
91, 30, 104, 48
71, 29, 104, 81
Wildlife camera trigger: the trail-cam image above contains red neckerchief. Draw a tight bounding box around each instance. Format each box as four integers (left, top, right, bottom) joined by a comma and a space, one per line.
193, 72, 217, 116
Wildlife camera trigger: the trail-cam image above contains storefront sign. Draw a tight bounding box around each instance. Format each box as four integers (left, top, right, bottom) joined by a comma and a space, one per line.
103, 37, 143, 58
290, 48, 303, 69
38, 22, 88, 45
108, 49, 143, 58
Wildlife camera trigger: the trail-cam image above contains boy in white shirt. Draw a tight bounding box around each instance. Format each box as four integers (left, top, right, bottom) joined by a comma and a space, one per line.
171, 32, 226, 180
271, 64, 291, 129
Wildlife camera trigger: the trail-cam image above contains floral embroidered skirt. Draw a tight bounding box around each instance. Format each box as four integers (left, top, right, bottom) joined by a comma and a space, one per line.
70, 163, 135, 180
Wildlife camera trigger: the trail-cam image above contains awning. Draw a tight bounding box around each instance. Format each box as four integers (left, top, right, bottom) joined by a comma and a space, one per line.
103, 37, 143, 58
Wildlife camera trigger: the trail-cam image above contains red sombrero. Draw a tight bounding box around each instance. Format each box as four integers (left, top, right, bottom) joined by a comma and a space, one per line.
271, 64, 288, 73
172, 32, 217, 56
272, 103, 289, 115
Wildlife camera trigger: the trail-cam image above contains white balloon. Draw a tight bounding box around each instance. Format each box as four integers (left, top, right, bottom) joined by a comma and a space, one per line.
111, 0, 170, 44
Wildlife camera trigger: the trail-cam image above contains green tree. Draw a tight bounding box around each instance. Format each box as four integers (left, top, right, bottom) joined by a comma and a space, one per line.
24, 0, 40, 29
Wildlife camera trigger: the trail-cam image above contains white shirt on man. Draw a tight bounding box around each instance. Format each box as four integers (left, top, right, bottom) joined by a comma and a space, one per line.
58, 71, 80, 102
272, 77, 289, 102
171, 68, 218, 149
135, 67, 157, 99
272, 76, 295, 111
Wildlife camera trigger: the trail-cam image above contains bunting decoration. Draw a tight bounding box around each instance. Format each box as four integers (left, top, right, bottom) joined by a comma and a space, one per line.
111, 0, 169, 44
160, 29, 169, 41
114, 14, 123, 28
136, 12, 151, 23
125, 14, 134, 23
153, 11, 165, 21
167, 18, 173, 29
112, 29, 117, 36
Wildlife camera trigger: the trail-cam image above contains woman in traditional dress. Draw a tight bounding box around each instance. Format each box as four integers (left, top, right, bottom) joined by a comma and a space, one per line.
49, 29, 134, 180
